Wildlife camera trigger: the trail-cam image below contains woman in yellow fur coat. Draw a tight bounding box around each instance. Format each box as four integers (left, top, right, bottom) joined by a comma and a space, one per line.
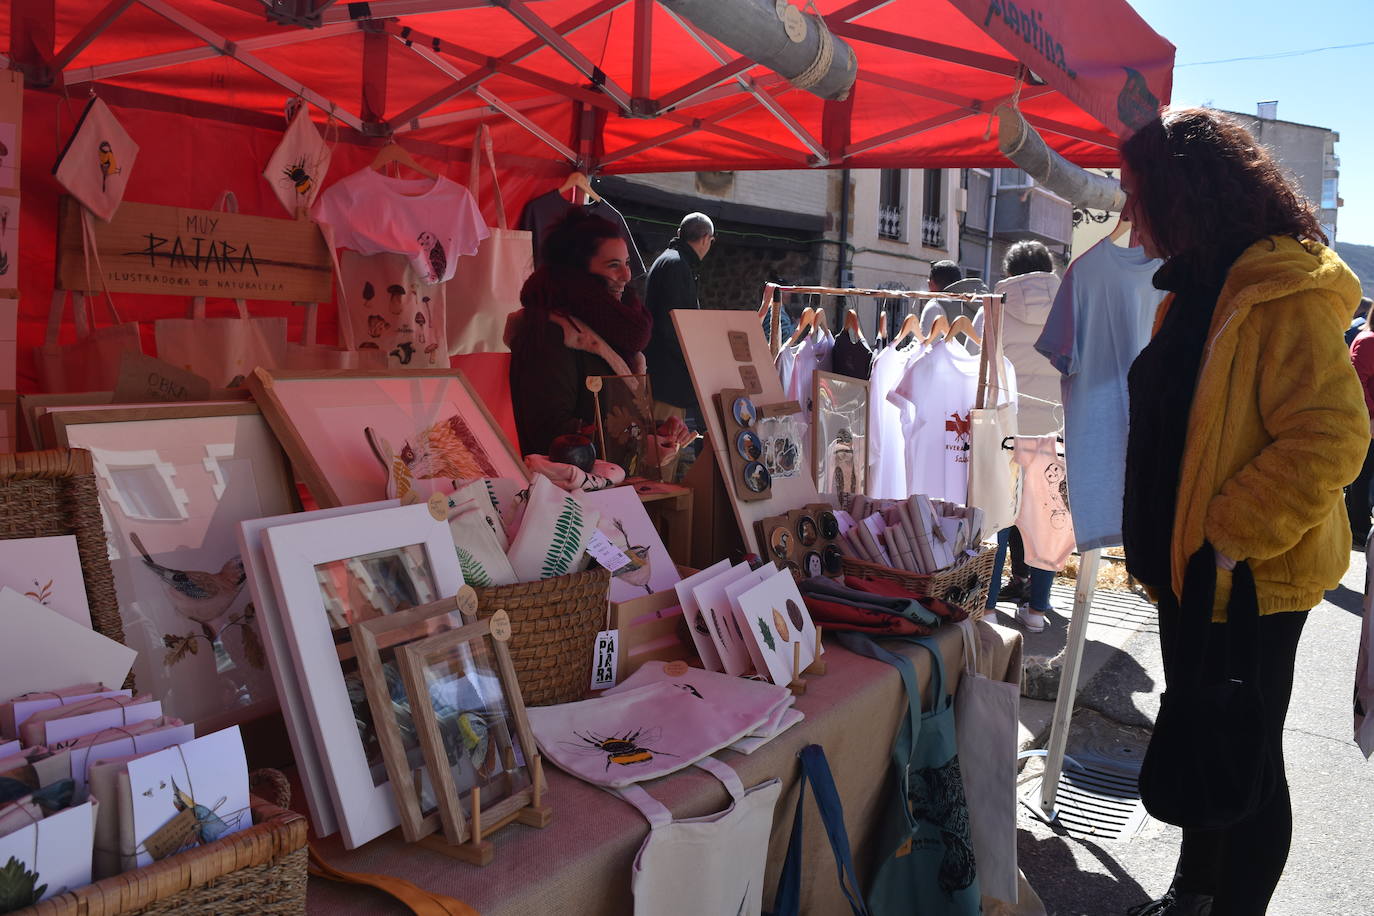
1120, 109, 1368, 916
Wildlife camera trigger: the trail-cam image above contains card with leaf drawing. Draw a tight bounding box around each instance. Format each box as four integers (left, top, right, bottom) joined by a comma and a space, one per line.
0, 800, 95, 908
0, 534, 90, 629
734, 568, 817, 687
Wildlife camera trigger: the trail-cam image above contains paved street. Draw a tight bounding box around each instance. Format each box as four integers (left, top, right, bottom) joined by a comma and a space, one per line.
1007, 550, 1373, 915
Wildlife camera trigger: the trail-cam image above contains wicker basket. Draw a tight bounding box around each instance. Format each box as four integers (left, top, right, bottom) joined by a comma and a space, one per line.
0, 449, 126, 651
473, 566, 611, 706
842, 543, 998, 621
18, 771, 307, 916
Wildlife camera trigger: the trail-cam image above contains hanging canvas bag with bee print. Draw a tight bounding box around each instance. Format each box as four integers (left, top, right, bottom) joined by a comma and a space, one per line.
263, 101, 332, 216
53, 96, 137, 222
527, 680, 776, 788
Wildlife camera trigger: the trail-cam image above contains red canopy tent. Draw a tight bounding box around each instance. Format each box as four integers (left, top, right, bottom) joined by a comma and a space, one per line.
3, 0, 1173, 392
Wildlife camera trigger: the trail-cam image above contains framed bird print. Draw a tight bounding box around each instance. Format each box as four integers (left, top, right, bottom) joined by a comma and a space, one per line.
247, 367, 527, 509
260, 502, 463, 848
46, 403, 297, 732
356, 593, 549, 857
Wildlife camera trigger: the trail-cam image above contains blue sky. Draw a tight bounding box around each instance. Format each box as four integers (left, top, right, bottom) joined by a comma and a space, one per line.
1128, 0, 1372, 245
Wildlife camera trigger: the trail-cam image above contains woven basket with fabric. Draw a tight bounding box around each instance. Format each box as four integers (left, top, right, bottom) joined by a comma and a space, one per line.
16, 769, 307, 916
841, 543, 997, 621
0, 448, 126, 651
473, 566, 611, 706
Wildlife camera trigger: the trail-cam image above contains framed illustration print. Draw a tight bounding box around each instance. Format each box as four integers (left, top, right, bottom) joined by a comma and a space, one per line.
812, 371, 867, 502
261, 502, 463, 848
47, 403, 296, 731
236, 498, 399, 838
577, 485, 681, 602
247, 368, 527, 508
396, 610, 548, 860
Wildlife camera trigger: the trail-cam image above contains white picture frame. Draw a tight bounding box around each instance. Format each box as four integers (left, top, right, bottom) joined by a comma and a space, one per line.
261, 502, 463, 848
236, 499, 399, 838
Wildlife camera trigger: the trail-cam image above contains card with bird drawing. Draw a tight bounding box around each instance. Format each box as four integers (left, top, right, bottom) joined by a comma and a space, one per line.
734, 569, 817, 687
261, 502, 463, 848
671, 560, 731, 673
372, 601, 543, 847
246, 368, 526, 509
0, 534, 90, 629
576, 486, 681, 602
46, 404, 296, 733
122, 725, 249, 871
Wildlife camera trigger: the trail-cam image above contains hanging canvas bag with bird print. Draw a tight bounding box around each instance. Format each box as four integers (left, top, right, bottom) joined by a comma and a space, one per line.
53, 96, 138, 222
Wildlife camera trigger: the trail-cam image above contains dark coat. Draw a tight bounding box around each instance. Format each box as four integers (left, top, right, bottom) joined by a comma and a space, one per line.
642, 239, 702, 409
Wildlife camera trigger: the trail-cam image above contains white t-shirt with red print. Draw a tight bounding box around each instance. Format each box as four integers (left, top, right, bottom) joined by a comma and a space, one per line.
312, 167, 488, 284
887, 338, 1017, 503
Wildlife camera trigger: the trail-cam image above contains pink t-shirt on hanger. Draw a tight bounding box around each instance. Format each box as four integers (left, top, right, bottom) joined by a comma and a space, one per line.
313, 167, 489, 284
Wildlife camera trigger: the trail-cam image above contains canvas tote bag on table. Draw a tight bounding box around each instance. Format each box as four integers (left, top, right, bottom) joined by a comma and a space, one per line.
445, 124, 533, 355
967, 294, 1020, 533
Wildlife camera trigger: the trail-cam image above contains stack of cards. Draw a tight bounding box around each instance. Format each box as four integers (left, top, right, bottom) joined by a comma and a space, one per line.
841, 494, 987, 574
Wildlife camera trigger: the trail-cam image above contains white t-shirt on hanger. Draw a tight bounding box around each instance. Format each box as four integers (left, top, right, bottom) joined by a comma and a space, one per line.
888, 338, 1017, 503
867, 342, 918, 499
313, 167, 489, 284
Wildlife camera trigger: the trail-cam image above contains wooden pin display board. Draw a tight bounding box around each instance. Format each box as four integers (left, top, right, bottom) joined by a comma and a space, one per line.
672, 310, 823, 557
56, 195, 332, 301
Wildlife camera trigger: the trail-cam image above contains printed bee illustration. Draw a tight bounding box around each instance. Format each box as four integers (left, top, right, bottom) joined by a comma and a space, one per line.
97, 140, 121, 192
281, 156, 313, 197
562, 728, 676, 771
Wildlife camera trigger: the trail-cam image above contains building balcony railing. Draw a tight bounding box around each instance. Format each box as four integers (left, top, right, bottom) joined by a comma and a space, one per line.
922, 215, 946, 249
878, 205, 903, 240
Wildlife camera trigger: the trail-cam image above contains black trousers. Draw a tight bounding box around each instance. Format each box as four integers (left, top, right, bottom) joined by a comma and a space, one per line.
1345, 439, 1374, 542
1155, 594, 1308, 915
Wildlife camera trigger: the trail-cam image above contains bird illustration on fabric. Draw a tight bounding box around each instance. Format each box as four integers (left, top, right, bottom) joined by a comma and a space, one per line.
418, 231, 447, 283
129, 532, 246, 638
97, 140, 121, 192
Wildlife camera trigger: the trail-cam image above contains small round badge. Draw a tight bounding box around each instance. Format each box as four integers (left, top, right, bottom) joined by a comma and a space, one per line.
736, 429, 762, 461
427, 491, 449, 521
796, 515, 818, 547
822, 544, 844, 575
488, 609, 512, 642
769, 526, 792, 560
802, 551, 823, 578
732, 396, 757, 427
663, 660, 690, 677
818, 511, 840, 540
742, 461, 770, 493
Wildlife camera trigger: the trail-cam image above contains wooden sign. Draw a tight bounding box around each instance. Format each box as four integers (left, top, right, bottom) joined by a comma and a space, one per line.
112, 352, 213, 404
56, 195, 332, 301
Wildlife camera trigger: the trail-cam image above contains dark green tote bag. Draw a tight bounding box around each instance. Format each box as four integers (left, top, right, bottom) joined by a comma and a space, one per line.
837, 632, 982, 915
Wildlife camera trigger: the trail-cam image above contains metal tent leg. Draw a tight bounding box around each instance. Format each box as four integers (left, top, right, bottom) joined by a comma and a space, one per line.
1037, 547, 1101, 820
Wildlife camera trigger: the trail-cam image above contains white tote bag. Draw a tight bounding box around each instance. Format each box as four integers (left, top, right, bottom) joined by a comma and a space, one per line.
445, 124, 533, 355
617, 756, 781, 916
953, 617, 1021, 904
967, 295, 1021, 532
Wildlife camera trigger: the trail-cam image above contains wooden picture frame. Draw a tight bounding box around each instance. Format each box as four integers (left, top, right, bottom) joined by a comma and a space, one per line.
811, 371, 868, 502
44, 402, 297, 732
393, 606, 550, 863
246, 367, 527, 509
351, 594, 471, 843
260, 502, 463, 849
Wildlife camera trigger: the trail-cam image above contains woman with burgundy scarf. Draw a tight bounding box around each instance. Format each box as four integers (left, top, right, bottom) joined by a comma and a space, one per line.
507, 211, 665, 458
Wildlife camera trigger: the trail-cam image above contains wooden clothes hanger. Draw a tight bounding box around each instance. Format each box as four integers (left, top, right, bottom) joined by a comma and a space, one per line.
843, 308, 865, 343
558, 171, 602, 204
813, 303, 831, 336
877, 310, 889, 343
1109, 213, 1131, 243
948, 314, 981, 346
894, 311, 921, 349
924, 314, 951, 344
786, 307, 816, 346
371, 141, 438, 180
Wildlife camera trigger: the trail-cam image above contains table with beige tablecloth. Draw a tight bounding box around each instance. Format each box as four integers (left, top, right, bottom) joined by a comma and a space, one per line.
307, 619, 1023, 915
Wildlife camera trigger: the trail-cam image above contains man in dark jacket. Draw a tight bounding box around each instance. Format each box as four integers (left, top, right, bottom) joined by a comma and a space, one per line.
643, 212, 714, 422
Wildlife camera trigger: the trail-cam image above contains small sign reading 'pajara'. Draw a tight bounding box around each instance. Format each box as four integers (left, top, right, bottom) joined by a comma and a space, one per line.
591, 628, 619, 690
585, 529, 633, 573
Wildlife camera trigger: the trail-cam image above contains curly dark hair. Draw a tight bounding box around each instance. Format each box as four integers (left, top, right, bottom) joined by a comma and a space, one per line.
1002, 240, 1054, 277
540, 210, 625, 272
1120, 108, 1325, 266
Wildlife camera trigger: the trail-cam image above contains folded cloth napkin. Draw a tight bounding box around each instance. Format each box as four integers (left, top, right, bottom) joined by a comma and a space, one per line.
798, 577, 941, 626
841, 575, 970, 620
800, 596, 934, 637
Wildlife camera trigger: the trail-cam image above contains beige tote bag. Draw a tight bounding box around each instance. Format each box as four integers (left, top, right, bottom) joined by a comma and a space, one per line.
967, 295, 1020, 533
445, 124, 533, 355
